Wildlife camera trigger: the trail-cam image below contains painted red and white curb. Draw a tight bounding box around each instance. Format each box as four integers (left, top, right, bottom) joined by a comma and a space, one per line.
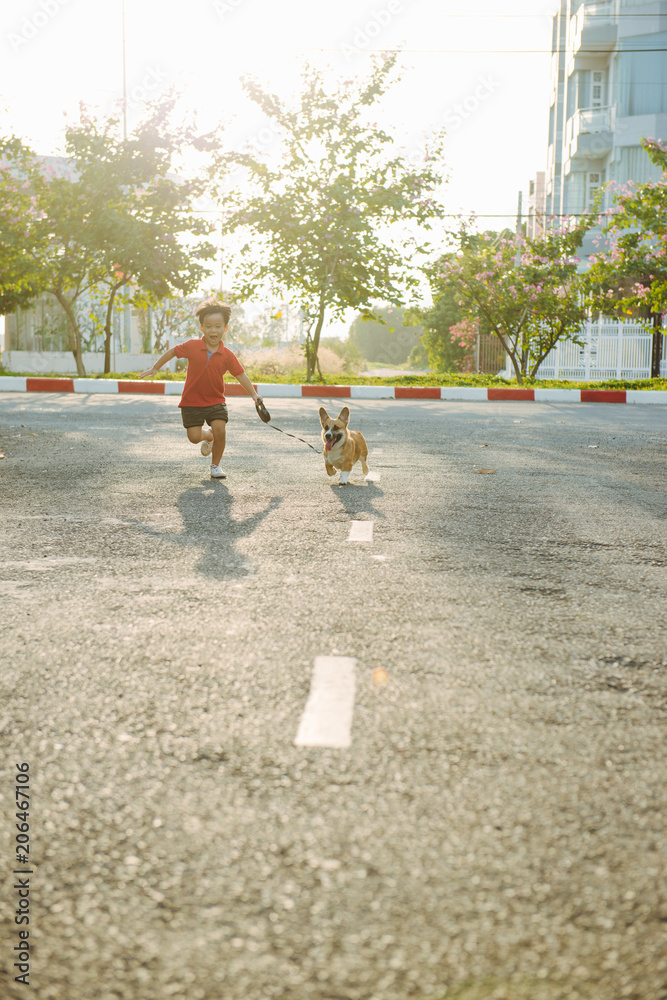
0, 375, 665, 403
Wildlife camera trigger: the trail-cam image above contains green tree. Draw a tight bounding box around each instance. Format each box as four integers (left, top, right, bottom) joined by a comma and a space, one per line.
413, 231, 516, 373
406, 277, 467, 373
1, 101, 218, 375
437, 221, 593, 383
0, 137, 47, 314
584, 137, 667, 377
209, 52, 447, 381
224, 304, 270, 349
348, 305, 424, 367
56, 101, 218, 372
28, 155, 104, 375
147, 294, 202, 354
0, 138, 95, 370
320, 336, 365, 375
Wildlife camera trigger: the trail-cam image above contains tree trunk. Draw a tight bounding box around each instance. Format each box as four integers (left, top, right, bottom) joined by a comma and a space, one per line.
53, 289, 86, 377
306, 290, 326, 382
651, 311, 663, 379
520, 336, 530, 381
104, 279, 129, 373
529, 325, 563, 379
505, 345, 523, 384
491, 329, 523, 383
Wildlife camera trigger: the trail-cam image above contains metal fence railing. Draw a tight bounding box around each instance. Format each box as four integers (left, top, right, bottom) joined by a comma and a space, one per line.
533, 320, 657, 380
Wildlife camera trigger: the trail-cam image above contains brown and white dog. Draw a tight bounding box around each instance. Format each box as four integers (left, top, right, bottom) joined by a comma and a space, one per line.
319, 406, 369, 485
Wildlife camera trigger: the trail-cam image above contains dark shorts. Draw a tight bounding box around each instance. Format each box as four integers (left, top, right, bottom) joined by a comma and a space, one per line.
180, 403, 229, 428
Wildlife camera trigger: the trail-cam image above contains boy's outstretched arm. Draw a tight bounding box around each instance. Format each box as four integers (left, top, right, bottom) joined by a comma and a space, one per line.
138, 347, 177, 379
236, 372, 262, 403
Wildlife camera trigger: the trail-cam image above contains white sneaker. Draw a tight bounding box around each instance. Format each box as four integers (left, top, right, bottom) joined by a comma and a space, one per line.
200, 438, 213, 456
210, 464, 226, 479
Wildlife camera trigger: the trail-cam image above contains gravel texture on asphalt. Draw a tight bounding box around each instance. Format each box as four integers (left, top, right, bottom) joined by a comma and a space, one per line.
1, 393, 666, 1000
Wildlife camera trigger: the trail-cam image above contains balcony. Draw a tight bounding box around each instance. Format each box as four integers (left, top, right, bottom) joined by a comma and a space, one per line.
565, 106, 614, 165
569, 0, 617, 71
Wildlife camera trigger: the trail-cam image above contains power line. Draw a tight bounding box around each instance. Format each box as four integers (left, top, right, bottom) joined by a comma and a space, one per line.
298, 46, 667, 54
402, 11, 667, 15
189, 210, 621, 219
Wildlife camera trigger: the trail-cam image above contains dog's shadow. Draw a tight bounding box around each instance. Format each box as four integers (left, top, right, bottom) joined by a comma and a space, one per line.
327, 478, 385, 520
130, 482, 283, 579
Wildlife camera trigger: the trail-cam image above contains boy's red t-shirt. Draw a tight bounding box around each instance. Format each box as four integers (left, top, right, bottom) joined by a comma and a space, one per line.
173, 337, 244, 407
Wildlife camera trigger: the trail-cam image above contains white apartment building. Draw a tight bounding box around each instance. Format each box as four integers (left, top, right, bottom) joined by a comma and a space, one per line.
546, 0, 667, 249
517, 0, 667, 379
527, 172, 546, 238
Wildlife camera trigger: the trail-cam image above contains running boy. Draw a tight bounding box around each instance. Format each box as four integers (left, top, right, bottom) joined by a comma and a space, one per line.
138, 298, 263, 479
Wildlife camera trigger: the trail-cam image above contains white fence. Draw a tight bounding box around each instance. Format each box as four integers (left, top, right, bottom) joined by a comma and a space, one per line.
532, 320, 663, 381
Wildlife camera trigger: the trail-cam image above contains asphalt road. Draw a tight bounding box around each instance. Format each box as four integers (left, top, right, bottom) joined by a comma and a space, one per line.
1, 392, 666, 1000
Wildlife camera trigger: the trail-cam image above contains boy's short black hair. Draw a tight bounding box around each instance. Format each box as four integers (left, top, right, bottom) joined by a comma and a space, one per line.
195, 297, 231, 326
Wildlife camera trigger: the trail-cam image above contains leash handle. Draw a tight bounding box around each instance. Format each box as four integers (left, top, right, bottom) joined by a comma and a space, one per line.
255, 398, 271, 423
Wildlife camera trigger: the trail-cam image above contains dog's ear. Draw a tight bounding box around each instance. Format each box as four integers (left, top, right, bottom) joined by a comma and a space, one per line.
318, 407, 329, 427
337, 407, 350, 426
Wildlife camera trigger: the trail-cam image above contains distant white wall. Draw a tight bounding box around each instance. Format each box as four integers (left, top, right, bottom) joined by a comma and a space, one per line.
2, 351, 177, 374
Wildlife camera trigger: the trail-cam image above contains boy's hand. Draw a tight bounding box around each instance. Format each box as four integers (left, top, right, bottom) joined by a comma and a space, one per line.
138, 366, 157, 379
255, 397, 271, 423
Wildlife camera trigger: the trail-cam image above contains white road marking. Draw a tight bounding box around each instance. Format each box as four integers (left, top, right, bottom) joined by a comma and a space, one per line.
294, 656, 357, 749
372, 448, 383, 455
348, 520, 374, 542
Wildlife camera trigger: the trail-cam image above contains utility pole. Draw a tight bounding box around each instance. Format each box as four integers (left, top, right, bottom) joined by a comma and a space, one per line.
220, 212, 225, 295
515, 190, 523, 267
121, 0, 127, 141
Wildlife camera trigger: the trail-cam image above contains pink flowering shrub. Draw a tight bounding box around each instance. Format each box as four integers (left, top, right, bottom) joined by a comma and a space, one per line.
586, 138, 667, 325
435, 220, 592, 382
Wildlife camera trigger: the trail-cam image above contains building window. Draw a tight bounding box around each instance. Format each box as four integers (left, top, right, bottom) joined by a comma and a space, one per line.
591, 71, 606, 108
612, 146, 664, 185
616, 33, 667, 115
586, 171, 603, 210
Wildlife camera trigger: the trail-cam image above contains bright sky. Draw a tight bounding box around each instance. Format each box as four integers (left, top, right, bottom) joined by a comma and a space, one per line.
1, 0, 557, 332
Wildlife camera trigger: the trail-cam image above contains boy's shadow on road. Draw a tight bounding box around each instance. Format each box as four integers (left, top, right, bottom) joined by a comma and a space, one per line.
136, 481, 283, 580
327, 478, 385, 520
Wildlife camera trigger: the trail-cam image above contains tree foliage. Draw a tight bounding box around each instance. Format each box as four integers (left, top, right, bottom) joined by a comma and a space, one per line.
209, 52, 447, 381
0, 137, 47, 314
348, 306, 424, 366
405, 277, 467, 373
146, 294, 202, 354
584, 138, 667, 376
64, 101, 217, 371
436, 222, 594, 383
1, 99, 218, 374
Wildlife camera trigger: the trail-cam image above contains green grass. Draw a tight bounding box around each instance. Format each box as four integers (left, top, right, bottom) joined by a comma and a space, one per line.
1, 366, 665, 391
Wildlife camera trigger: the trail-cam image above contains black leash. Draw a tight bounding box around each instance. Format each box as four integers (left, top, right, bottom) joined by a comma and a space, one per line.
255, 398, 320, 453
